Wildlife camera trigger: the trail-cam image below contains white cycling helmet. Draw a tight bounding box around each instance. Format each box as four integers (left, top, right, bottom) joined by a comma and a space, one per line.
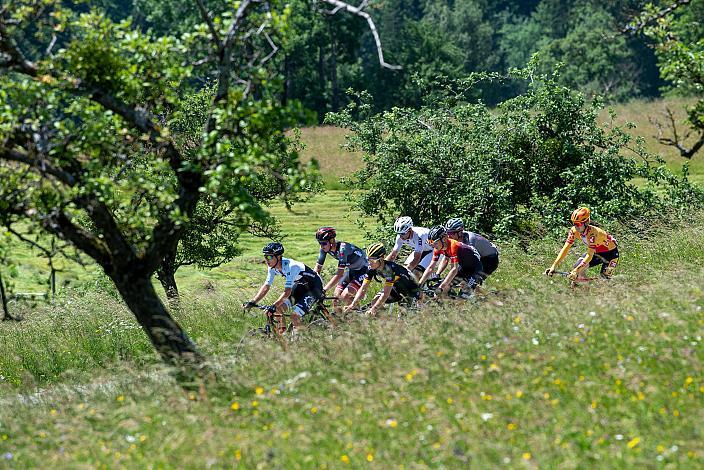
394, 216, 413, 235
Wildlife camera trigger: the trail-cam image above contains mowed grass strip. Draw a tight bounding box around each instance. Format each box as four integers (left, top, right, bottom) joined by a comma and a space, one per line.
0, 215, 702, 467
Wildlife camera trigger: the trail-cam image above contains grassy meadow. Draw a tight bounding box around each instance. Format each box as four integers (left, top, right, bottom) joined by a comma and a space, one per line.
0, 98, 703, 467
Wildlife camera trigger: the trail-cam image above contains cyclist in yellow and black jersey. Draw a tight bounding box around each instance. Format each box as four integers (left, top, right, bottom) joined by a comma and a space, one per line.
545, 207, 620, 281
345, 243, 421, 316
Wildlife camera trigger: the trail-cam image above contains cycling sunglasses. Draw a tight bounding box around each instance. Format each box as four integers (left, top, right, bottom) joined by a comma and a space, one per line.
318, 241, 329, 246
264, 254, 276, 261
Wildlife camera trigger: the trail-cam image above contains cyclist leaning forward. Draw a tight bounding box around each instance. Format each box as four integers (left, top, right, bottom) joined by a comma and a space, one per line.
245, 242, 324, 332
345, 243, 422, 316
386, 216, 434, 279
314, 226, 368, 311
445, 217, 499, 280
418, 226, 484, 296
545, 207, 619, 281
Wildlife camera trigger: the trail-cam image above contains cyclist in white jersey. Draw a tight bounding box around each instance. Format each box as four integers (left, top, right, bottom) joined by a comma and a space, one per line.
386, 216, 434, 277
245, 242, 324, 331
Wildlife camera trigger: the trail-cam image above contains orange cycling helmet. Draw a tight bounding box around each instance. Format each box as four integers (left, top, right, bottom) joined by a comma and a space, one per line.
570, 207, 591, 224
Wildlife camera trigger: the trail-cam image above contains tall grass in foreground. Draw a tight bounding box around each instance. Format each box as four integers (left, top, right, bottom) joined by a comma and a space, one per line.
0, 217, 702, 467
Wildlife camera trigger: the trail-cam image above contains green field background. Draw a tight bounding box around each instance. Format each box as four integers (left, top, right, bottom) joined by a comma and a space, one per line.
0, 98, 703, 468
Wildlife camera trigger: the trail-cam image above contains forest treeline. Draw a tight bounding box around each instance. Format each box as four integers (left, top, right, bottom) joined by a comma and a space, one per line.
90, 0, 704, 121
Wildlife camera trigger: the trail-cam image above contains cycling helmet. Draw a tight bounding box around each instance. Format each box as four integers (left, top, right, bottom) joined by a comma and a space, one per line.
315, 226, 336, 241
427, 226, 447, 243
570, 207, 591, 224
262, 242, 284, 256
445, 217, 464, 233
366, 242, 386, 259
394, 216, 413, 235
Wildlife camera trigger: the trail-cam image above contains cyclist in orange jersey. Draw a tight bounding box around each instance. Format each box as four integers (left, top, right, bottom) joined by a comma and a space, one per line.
545, 207, 620, 281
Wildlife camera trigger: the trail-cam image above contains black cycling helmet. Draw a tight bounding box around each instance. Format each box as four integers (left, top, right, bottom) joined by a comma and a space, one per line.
445, 217, 464, 233
428, 226, 447, 243
315, 226, 337, 241
262, 242, 284, 256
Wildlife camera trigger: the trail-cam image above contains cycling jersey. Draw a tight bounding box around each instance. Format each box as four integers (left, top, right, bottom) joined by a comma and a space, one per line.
366, 260, 419, 290
317, 241, 367, 271
392, 226, 433, 254
459, 231, 499, 277
365, 260, 421, 303
265, 258, 322, 290
554, 224, 618, 271
265, 258, 324, 317
433, 238, 480, 266
460, 231, 499, 258
433, 238, 483, 284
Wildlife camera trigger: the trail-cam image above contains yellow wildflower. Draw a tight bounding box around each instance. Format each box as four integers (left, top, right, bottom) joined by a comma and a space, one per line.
255, 387, 264, 395
522, 452, 531, 460
627, 437, 640, 449
231, 402, 240, 411
341, 455, 350, 464
367, 454, 374, 462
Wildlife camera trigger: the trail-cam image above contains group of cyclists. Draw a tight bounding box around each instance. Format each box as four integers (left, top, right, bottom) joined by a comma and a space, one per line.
244, 207, 620, 333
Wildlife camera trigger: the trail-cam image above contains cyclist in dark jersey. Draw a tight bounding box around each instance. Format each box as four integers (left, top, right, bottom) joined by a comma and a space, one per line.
314, 226, 368, 311
445, 217, 499, 279
245, 242, 324, 332
418, 226, 484, 296
345, 243, 421, 316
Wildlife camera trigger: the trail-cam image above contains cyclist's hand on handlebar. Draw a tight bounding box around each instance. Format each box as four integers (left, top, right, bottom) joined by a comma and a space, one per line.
544, 267, 555, 277
567, 270, 578, 281
243, 300, 257, 310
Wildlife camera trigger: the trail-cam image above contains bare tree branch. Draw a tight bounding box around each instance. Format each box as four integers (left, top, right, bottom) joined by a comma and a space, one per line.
650, 106, 704, 159
319, 0, 401, 70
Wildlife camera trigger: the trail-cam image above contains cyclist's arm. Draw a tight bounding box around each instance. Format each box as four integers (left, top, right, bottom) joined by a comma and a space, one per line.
436, 256, 449, 275
387, 236, 402, 261
369, 283, 393, 316
405, 251, 422, 271
314, 249, 326, 274
551, 230, 575, 269
439, 262, 459, 292
324, 266, 345, 292
273, 287, 293, 308
573, 248, 595, 274
418, 256, 439, 286
250, 284, 271, 304
347, 279, 371, 310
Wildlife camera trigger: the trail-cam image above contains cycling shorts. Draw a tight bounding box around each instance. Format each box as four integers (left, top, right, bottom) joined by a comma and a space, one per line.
284, 277, 324, 317
574, 247, 620, 278
338, 266, 368, 292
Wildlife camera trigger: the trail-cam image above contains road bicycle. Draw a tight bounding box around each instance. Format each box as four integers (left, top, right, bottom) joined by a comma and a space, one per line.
246, 295, 338, 337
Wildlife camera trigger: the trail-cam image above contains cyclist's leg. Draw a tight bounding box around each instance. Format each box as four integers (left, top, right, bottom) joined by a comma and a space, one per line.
274, 301, 289, 334
572, 254, 595, 280
599, 248, 620, 279
288, 283, 311, 329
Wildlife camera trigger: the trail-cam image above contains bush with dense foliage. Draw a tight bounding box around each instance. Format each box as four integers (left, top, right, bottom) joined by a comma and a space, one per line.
327, 65, 704, 237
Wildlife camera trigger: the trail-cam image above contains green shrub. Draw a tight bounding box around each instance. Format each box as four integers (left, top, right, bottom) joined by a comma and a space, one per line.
326, 65, 704, 236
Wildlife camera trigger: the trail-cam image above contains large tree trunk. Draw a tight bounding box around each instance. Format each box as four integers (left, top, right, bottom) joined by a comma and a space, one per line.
112, 274, 201, 367
156, 250, 180, 308
0, 270, 10, 320
330, 24, 339, 111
